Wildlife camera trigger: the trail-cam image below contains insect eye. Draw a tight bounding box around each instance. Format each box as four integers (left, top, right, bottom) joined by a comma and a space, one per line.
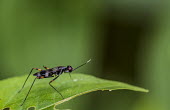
67, 66, 73, 72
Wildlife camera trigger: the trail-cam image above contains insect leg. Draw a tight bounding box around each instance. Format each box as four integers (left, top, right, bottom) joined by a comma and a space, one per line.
43, 66, 49, 69
69, 72, 73, 80
33, 68, 42, 71
18, 68, 38, 93
49, 76, 64, 99
18, 68, 42, 93
20, 77, 37, 106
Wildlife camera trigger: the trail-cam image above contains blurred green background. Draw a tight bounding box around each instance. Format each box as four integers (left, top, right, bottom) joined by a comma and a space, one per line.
0, 0, 169, 110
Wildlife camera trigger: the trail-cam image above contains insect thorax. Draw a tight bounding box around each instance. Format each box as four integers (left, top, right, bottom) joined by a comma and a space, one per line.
33, 66, 67, 79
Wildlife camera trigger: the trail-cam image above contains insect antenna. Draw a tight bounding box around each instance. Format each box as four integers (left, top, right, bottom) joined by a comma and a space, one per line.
73, 59, 91, 71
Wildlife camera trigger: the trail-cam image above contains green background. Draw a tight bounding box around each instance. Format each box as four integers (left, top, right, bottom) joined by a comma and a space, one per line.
0, 0, 169, 110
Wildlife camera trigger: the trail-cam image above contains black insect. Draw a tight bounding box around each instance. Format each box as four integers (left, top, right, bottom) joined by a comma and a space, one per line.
18, 59, 91, 106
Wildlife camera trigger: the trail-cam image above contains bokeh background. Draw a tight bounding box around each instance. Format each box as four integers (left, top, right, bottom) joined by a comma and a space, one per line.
0, 0, 169, 110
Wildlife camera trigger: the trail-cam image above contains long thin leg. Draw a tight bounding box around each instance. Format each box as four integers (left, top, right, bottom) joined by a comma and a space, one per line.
18, 68, 42, 93
49, 76, 64, 99
43, 66, 49, 69
33, 68, 42, 71
69, 72, 73, 80
20, 77, 37, 106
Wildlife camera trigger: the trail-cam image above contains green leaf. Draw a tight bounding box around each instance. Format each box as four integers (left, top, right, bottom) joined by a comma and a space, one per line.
0, 73, 148, 110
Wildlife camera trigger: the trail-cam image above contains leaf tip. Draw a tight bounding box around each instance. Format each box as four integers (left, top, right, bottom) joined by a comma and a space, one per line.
139, 88, 149, 93
144, 89, 149, 92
